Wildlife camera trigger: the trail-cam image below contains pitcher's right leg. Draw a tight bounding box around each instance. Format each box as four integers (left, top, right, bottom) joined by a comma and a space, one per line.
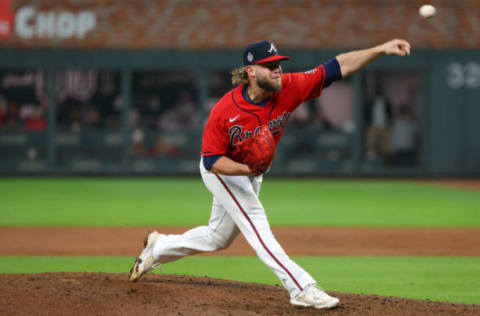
200, 166, 316, 299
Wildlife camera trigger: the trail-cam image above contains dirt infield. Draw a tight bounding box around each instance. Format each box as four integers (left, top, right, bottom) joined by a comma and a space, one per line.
421, 179, 480, 191
1, 226, 480, 315
1, 227, 480, 256
1, 273, 479, 316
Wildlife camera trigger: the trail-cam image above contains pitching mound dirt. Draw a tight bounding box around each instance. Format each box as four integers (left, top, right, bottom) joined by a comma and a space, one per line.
1, 273, 479, 316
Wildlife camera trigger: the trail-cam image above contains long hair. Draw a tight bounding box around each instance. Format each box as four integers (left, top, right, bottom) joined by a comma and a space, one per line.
231, 67, 249, 86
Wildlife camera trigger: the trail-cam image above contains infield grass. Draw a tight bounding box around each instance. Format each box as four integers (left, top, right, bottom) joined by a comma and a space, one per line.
0, 256, 479, 305
0, 178, 479, 227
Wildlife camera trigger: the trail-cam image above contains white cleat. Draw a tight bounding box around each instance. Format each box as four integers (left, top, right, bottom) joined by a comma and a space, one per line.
129, 231, 162, 282
290, 285, 340, 309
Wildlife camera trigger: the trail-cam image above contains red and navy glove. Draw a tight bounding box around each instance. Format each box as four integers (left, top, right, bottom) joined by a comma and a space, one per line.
231, 126, 275, 176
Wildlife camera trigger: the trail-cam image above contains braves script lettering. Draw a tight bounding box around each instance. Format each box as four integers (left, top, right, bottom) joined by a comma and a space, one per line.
228, 111, 290, 145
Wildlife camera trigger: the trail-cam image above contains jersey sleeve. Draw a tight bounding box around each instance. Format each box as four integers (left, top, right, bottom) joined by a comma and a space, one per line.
284, 58, 342, 105
284, 65, 326, 105
322, 58, 343, 88
201, 107, 230, 156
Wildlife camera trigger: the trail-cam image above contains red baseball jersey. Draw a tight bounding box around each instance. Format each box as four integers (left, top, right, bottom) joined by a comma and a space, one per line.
201, 65, 327, 158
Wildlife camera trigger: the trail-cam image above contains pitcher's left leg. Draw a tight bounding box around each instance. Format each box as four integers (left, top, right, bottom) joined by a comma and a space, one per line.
129, 197, 239, 281
152, 198, 240, 263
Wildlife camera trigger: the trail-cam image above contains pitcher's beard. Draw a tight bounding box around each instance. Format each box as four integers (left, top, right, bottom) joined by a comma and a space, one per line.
257, 77, 281, 92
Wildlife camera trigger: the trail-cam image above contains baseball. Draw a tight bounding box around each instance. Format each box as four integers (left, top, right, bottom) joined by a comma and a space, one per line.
419, 4, 436, 19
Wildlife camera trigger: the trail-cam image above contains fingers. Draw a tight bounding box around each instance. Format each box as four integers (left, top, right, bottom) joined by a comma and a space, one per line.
398, 39, 411, 55
388, 39, 411, 56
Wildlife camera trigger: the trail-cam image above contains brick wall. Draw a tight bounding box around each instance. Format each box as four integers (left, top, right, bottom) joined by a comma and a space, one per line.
2, 0, 479, 49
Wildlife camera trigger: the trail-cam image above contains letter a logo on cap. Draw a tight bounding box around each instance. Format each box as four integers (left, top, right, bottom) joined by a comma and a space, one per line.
0, 0, 13, 39
243, 40, 290, 66
268, 43, 277, 53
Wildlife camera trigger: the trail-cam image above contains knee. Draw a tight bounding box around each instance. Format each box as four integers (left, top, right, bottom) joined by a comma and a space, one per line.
211, 228, 239, 250
214, 239, 231, 250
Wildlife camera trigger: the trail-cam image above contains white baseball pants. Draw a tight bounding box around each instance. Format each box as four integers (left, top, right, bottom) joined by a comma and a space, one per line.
152, 159, 316, 298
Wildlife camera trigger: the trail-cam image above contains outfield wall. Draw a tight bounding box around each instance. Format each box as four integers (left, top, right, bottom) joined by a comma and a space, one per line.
0, 0, 478, 176
1, 0, 479, 50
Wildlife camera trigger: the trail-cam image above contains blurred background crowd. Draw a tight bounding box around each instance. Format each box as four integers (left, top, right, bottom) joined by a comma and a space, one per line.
0, 67, 423, 169
0, 0, 478, 176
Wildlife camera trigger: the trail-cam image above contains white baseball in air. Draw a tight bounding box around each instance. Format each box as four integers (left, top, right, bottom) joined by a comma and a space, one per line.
419, 4, 436, 19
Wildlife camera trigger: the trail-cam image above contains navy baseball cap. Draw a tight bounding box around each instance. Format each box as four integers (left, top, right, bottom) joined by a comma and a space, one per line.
243, 40, 290, 66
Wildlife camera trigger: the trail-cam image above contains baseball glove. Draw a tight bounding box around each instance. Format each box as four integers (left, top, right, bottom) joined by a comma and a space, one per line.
231, 126, 275, 176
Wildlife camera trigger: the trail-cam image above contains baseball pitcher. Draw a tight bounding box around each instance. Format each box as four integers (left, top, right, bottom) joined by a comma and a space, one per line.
129, 38, 411, 309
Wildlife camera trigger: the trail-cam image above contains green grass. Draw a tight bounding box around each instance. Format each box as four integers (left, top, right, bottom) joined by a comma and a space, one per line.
0, 178, 479, 227
2, 178, 478, 305
1, 256, 479, 305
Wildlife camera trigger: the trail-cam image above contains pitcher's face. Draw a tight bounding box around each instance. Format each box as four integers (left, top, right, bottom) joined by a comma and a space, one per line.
254, 61, 283, 92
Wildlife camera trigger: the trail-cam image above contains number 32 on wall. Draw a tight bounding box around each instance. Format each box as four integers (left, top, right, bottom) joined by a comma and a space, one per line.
446, 62, 480, 89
